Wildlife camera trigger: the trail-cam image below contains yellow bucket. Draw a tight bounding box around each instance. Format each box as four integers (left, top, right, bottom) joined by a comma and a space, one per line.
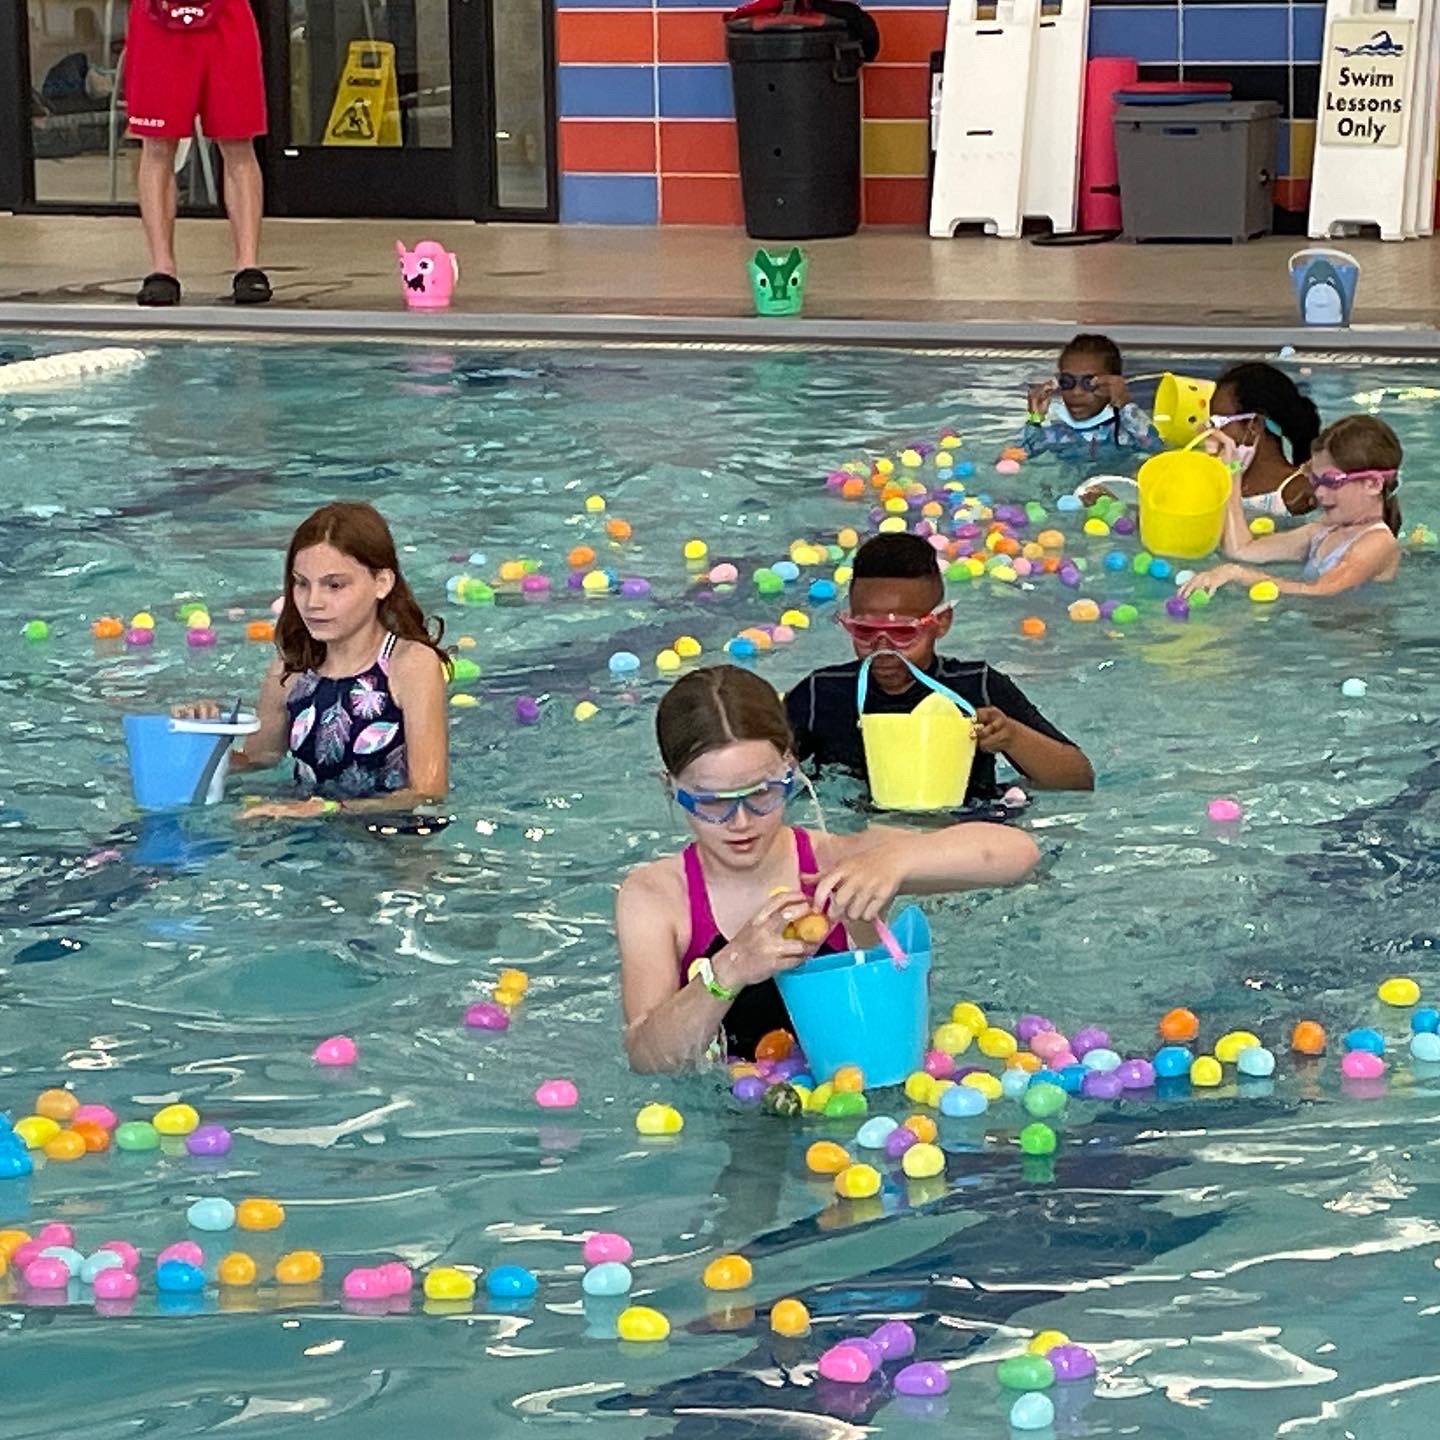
1152, 372, 1216, 448
858, 654, 977, 811
1137, 445, 1231, 560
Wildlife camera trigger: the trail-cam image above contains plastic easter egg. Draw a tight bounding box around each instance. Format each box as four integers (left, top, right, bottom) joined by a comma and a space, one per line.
1047, 1342, 1097, 1381
1022, 1082, 1067, 1119
1081, 1069, 1123, 1100
218, 1252, 257, 1286
895, 1361, 948, 1395
1153, 1044, 1193, 1078
1009, 1393, 1057, 1430
1116, 1058, 1155, 1089
998, 1353, 1056, 1390
1080, 1047, 1121, 1073
275, 1250, 323, 1285
1190, 1055, 1223, 1087
856, 1116, 899, 1150
1158, 1008, 1200, 1043
24, 1256, 71, 1289
833, 1163, 881, 1199
702, 1254, 752, 1291
1341, 677, 1368, 699
961, 1072, 1003, 1101
186, 1124, 232, 1157
35, 1088, 79, 1121
186, 1198, 236, 1232
1027, 1329, 1069, 1355
770, 1297, 810, 1336
940, 1084, 988, 1118
43, 1130, 86, 1161
156, 1259, 205, 1293
487, 1264, 538, 1299
868, 1319, 916, 1358
818, 1342, 873, 1383
1215, 1030, 1262, 1064
15, 1115, 60, 1149
951, 1001, 987, 1032
1248, 580, 1279, 603
1018, 1123, 1056, 1156
582, 1232, 632, 1266
158, 1241, 203, 1267
1379, 977, 1421, 1007
635, 1102, 683, 1136
1071, 1026, 1110, 1056
617, 1305, 670, 1342
823, 1090, 867, 1119
573, 700, 598, 722
1343, 1027, 1384, 1055
153, 1103, 200, 1136
236, 1197, 285, 1231
38, 1245, 83, 1276
342, 1267, 389, 1299
806, 1141, 851, 1175
313, 1035, 357, 1066
674, 635, 702, 659
805, 1082, 835, 1112
97, 1240, 139, 1270
80, 1249, 125, 1284
830, 1063, 864, 1092
424, 1266, 475, 1300
1001, 1068, 1031, 1101
904, 1071, 938, 1105
1207, 797, 1243, 822
1411, 1032, 1440, 1063
535, 1079, 579, 1109
92, 1268, 139, 1300
978, 1027, 1018, 1060
72, 1103, 117, 1130
901, 1142, 944, 1179
463, 1001, 509, 1030
1341, 1050, 1385, 1080
1411, 1008, 1440, 1035
582, 1261, 633, 1297
1237, 1046, 1276, 1077
884, 1125, 919, 1160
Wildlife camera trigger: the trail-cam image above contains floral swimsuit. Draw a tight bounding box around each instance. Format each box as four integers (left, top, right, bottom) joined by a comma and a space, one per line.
285, 633, 408, 798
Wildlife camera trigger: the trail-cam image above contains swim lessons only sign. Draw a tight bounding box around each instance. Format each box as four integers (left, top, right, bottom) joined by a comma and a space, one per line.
1320, 23, 1412, 147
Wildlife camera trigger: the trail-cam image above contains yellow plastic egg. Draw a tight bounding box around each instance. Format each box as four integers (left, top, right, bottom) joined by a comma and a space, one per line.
770, 1297, 811, 1336
833, 566, 853, 585
129, 611, 155, 630
0, 1229, 31, 1260
498, 560, 526, 582
961, 1072, 1003, 1100
44, 1130, 86, 1161
1379, 976, 1421, 1007
874, 458, 894, 475
1249, 515, 1276, 535
584, 494, 606, 513
932, 1022, 973, 1055
978, 1027, 1018, 1060
218, 1252, 257, 1286
14, 1115, 61, 1149
837, 527, 859, 550
423, 1265, 475, 1300
275, 1249, 323, 1285
952, 1002, 987, 1032
450, 694, 479, 708
617, 1304, 670, 1342
674, 635, 702, 658
494, 985, 525, 1007
832, 1064, 865, 1093
1191, 1055, 1223, 1087
790, 1083, 812, 1109
1248, 580, 1279, 603
1083, 518, 1110, 537
1029, 1329, 1070, 1354
581, 570, 610, 593
1068, 599, 1101, 623
186, 610, 212, 630
236, 1197, 285, 1231
901, 449, 923, 467
904, 1114, 938, 1144
152, 1103, 200, 1136
941, 434, 961, 449
805, 1141, 851, 1175
833, 1162, 881, 1199
656, 649, 681, 671
35, 1088, 79, 1121
904, 1071, 938, 1106
779, 609, 809, 629
1214, 1030, 1262, 1064
878, 515, 907, 533
573, 700, 599, 721
1037, 529, 1065, 549
702, 1254, 753, 1291
635, 1102, 684, 1136
901, 1142, 945, 1180
806, 1081, 835, 1113
683, 539, 708, 561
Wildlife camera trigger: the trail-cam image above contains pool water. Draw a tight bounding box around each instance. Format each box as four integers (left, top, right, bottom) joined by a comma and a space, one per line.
2, 338, 1440, 1439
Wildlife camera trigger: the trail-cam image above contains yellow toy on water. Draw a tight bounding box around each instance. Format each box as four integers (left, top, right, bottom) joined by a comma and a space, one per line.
978, 1027, 1018, 1060
1028, 1329, 1069, 1355
573, 701, 599, 722
683, 539, 708, 561
15, 1116, 60, 1149
635, 1102, 683, 1136
905, 1071, 939, 1105
702, 1254, 753, 1291
952, 1002, 987, 1031
902, 1142, 945, 1179
584, 495, 606, 513
1249, 581, 1279, 603
1379, 977, 1420, 1006
806, 1081, 835, 1112
1190, 1055, 1223, 1087
674, 635, 702, 658
932, 1022, 973, 1055
1214, 1030, 1261, 1064
656, 649, 681, 672
832, 1064, 865, 1093
153, 1103, 200, 1136
617, 1305, 670, 1342
834, 1163, 881, 1199
805, 1140, 851, 1174
770, 1298, 811, 1336
424, 1266, 475, 1300
961, 1072, 1003, 1101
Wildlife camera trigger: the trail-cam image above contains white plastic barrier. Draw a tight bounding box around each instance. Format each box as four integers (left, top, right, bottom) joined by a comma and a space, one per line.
0, 347, 148, 393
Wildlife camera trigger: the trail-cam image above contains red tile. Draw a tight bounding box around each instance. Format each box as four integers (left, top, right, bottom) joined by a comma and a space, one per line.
874, 9, 946, 64
662, 174, 745, 224
1273, 177, 1310, 213
659, 119, 739, 174
863, 176, 927, 226
863, 65, 931, 121
560, 120, 657, 173
557, 11, 653, 64
658, 10, 728, 63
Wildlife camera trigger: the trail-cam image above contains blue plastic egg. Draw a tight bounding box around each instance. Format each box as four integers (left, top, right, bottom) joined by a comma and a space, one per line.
156, 1259, 205, 1293
773, 560, 800, 582
582, 1261, 633, 1297
1056, 494, 1082, 512
939, 1084, 987, 1118
608, 651, 640, 674
0, 1145, 32, 1178
808, 579, 837, 602
1080, 1047, 1122, 1073
1236, 1046, 1276, 1077
856, 1116, 899, 1149
187, 1197, 236, 1232
1056, 1065, 1088, 1094
1010, 1393, 1056, 1430
1343, 1027, 1385, 1056
1412, 1032, 1440, 1063
1148, 557, 1172, 579
956, 461, 976, 478
1153, 1045, 1193, 1078
1103, 550, 1127, 572
1001, 1069, 1031, 1100
1030, 1069, 1064, 1089
728, 636, 757, 658
486, 1264, 538, 1300
1411, 1008, 1440, 1035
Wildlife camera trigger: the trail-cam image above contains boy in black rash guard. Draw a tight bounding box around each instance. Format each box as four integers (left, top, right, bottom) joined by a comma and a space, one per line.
784, 534, 1094, 805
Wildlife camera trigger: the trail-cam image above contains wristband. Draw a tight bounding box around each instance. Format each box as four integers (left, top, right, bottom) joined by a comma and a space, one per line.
319, 798, 341, 814
688, 954, 737, 1001
1025, 411, 1045, 425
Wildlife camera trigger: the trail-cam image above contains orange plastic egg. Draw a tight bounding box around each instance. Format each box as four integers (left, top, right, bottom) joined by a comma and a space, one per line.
605, 518, 632, 541
34, 1088, 79, 1121
701, 1254, 753, 1291
275, 1249, 323, 1285
1291, 1020, 1327, 1056
755, 1029, 794, 1062
1158, 1007, 1200, 1044
92, 616, 124, 640
793, 913, 831, 944
567, 545, 596, 569
1020, 617, 1047, 638
770, 1297, 811, 1336
218, 1252, 258, 1286
831, 1064, 865, 1093
236, 1197, 285, 1231
70, 1119, 110, 1153
43, 1130, 87, 1161
0, 1229, 31, 1260
245, 619, 275, 642
904, 1114, 938, 1144
805, 1141, 851, 1175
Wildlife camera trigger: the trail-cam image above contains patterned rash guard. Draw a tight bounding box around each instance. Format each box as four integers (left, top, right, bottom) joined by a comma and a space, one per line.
285, 633, 409, 798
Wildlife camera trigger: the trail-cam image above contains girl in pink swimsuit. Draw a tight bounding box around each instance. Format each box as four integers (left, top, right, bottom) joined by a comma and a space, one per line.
617, 665, 1040, 1072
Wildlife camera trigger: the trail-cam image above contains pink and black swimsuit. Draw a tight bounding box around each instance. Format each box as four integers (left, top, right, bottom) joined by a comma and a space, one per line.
679, 826, 847, 1060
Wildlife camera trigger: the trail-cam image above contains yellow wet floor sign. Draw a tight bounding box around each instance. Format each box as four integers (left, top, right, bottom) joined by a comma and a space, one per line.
324, 41, 401, 147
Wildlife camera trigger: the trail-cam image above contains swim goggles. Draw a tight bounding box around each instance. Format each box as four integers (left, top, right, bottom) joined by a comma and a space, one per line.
1309, 465, 1399, 491
673, 771, 796, 825
1207, 411, 1286, 440
1056, 371, 1101, 392
835, 601, 952, 649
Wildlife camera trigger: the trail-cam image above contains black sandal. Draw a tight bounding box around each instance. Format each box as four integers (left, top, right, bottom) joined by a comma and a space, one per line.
232, 268, 273, 305
137, 272, 181, 307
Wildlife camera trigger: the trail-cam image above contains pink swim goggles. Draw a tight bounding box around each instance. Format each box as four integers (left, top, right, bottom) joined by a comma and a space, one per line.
1309, 465, 1399, 491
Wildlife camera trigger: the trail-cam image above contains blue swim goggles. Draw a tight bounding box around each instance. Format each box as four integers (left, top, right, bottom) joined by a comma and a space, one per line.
673, 771, 797, 825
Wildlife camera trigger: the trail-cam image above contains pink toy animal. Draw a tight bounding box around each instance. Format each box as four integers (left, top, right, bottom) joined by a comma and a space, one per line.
395, 240, 459, 310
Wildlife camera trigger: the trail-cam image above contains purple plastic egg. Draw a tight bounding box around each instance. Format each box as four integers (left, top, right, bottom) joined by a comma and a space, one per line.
1071, 1026, 1109, 1056
1081, 1069, 1123, 1100
894, 1361, 949, 1396
186, 627, 217, 648
185, 1124, 232, 1157
870, 1320, 916, 1359
1058, 566, 1082, 588
955, 524, 980, 541
124, 626, 154, 646
520, 574, 550, 595
732, 1075, 766, 1103
620, 577, 651, 597
567, 571, 586, 590
514, 696, 541, 725
1015, 1014, 1055, 1043
1098, 599, 1120, 619
1112, 515, 1136, 535
1047, 1343, 1097, 1381
884, 1125, 919, 1160
1165, 596, 1190, 620
769, 1057, 802, 1081
464, 1002, 510, 1030
1116, 1058, 1155, 1089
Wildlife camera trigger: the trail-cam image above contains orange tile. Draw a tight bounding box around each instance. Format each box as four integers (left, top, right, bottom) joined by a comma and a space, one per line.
874, 9, 946, 64
1273, 177, 1310, 213
662, 174, 745, 224
560, 120, 657, 174
659, 119, 739, 174
863, 65, 931, 121
863, 176, 927, 226
658, 10, 728, 63
557, 11, 653, 64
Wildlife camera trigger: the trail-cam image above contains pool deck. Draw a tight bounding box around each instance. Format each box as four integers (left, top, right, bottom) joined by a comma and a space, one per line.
3, 213, 1440, 353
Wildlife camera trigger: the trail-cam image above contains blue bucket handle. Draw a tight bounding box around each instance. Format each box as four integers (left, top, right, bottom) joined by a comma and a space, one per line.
856, 652, 977, 723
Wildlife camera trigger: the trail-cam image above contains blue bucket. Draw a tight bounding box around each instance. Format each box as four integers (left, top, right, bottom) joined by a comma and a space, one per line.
1289, 248, 1359, 327
122, 713, 259, 811
775, 906, 931, 1088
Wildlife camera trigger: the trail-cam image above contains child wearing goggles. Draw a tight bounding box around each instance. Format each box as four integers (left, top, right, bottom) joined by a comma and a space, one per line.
1204, 362, 1321, 519
1182, 414, 1403, 600
1015, 333, 1160, 462
617, 664, 1039, 1072
785, 534, 1093, 805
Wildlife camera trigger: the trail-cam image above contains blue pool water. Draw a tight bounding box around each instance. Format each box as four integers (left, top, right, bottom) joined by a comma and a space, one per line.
2, 337, 1440, 1438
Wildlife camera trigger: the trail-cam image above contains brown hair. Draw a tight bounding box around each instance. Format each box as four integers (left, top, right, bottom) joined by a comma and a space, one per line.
1316, 415, 1404, 535
656, 665, 792, 776
275, 502, 449, 677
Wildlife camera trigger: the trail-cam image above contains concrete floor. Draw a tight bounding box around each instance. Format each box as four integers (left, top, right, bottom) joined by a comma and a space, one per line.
0, 212, 1437, 341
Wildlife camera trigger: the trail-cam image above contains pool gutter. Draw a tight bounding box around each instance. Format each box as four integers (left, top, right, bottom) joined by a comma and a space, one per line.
2, 301, 1440, 356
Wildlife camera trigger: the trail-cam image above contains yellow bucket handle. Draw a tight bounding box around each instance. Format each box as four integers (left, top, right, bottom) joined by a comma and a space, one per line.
856, 653, 977, 719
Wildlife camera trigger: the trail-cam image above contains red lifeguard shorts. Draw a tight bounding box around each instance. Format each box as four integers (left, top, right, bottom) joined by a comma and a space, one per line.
124, 0, 268, 141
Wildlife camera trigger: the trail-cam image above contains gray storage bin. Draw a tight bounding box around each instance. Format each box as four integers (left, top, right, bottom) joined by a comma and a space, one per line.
1113, 101, 1280, 242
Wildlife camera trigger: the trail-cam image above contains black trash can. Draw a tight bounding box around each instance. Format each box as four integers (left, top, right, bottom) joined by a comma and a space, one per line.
727, 13, 866, 240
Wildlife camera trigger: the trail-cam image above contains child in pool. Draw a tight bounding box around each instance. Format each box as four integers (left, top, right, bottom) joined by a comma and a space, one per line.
1017, 333, 1160, 462
173, 501, 450, 818
785, 534, 1093, 805
617, 665, 1039, 1072
1205, 362, 1321, 518
1181, 415, 1402, 600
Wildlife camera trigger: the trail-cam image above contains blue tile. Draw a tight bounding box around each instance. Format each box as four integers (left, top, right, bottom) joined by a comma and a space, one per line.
558, 0, 651, 7
560, 173, 659, 224
1088, 7, 1178, 63
1183, 7, 1289, 64
558, 65, 655, 119
658, 64, 735, 119
1292, 4, 1326, 63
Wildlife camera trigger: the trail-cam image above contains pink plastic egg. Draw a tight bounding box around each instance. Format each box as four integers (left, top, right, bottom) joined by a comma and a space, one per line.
376, 1262, 413, 1295
582, 1232, 633, 1266
24, 1256, 71, 1289
92, 1268, 139, 1300
124, 627, 154, 647
1207, 797, 1243, 823
343, 1267, 388, 1299
186, 627, 217, 648
98, 1240, 140, 1270
72, 1104, 118, 1130
923, 1049, 955, 1078
157, 1241, 203, 1267
1341, 1050, 1385, 1080
535, 1078, 579, 1108
463, 1002, 509, 1030
313, 1035, 358, 1066
818, 1342, 874, 1384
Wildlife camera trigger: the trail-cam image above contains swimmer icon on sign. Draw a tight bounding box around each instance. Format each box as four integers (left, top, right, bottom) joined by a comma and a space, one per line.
323, 40, 402, 147
1319, 18, 1414, 147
